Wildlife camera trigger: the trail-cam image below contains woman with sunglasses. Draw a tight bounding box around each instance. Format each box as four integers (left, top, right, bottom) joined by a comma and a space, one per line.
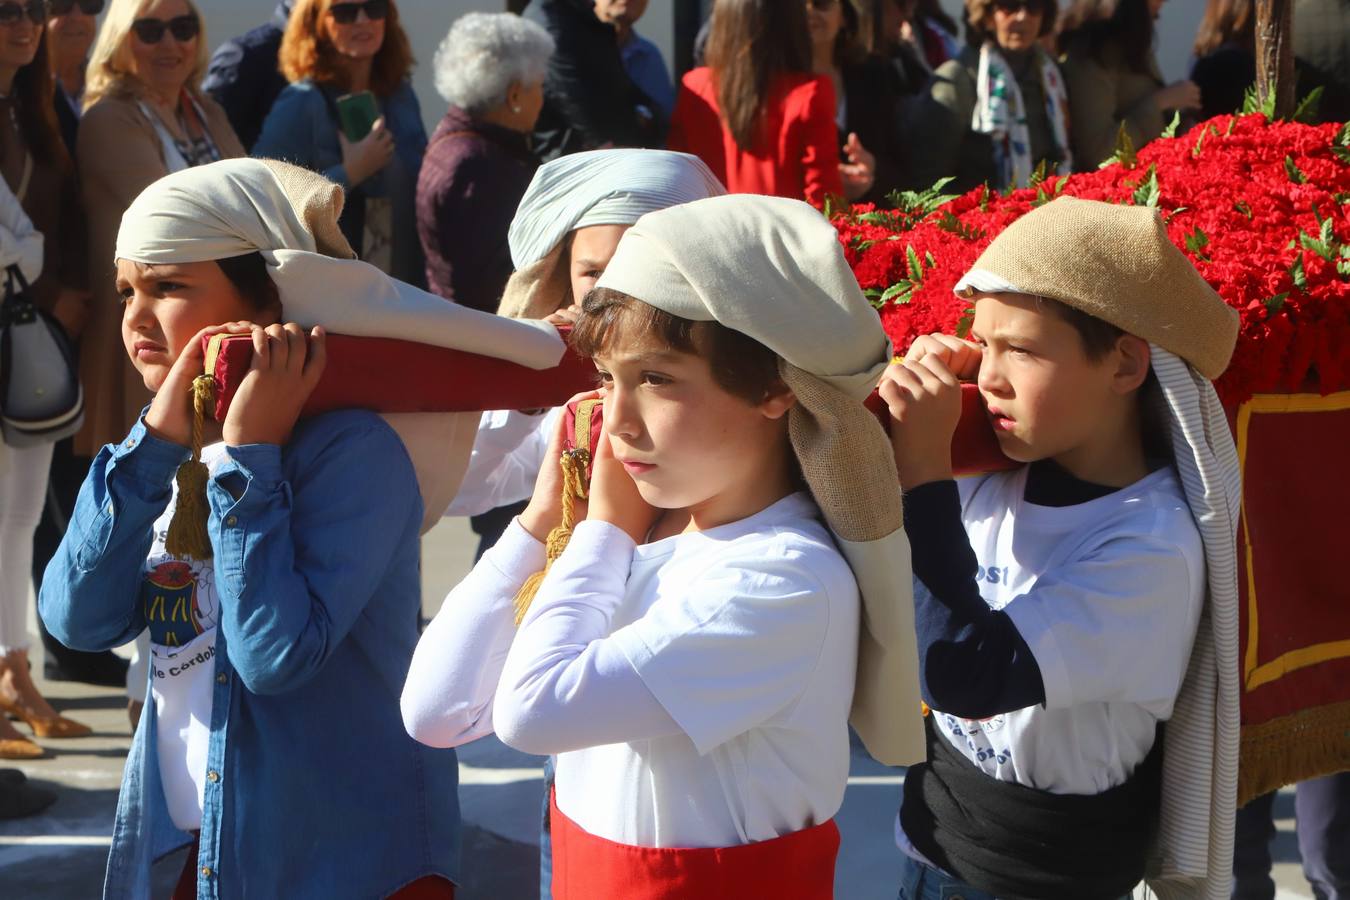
1057, 0, 1200, 168
255, 0, 426, 287
47, 0, 102, 153
906, 0, 1071, 193
806, 0, 902, 203
0, 0, 96, 759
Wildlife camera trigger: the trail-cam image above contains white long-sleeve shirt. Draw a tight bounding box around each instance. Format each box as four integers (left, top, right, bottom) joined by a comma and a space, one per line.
402, 493, 861, 848
444, 408, 560, 518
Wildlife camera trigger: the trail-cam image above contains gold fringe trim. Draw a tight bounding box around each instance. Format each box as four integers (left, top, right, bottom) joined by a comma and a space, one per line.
1239, 698, 1350, 806
164, 374, 217, 561
511, 448, 589, 625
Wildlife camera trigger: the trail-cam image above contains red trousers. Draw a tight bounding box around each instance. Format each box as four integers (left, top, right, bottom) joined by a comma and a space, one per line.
549, 791, 840, 899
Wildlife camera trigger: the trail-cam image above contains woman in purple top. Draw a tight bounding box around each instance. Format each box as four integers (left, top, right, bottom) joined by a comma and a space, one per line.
416, 13, 554, 313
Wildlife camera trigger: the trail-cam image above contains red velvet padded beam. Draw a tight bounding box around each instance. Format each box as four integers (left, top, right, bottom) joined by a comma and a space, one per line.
205, 328, 1012, 475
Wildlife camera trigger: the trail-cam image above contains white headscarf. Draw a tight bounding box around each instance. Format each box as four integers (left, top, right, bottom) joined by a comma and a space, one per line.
597, 194, 926, 767
116, 158, 566, 370
115, 158, 570, 532
498, 149, 726, 320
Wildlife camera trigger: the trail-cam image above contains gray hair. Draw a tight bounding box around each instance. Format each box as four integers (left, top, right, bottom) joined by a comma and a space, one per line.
433, 13, 555, 114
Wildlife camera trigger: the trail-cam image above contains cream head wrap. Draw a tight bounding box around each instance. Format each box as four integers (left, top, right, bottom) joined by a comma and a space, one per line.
596, 194, 926, 766
956, 196, 1241, 900
498, 149, 727, 320
115, 158, 571, 533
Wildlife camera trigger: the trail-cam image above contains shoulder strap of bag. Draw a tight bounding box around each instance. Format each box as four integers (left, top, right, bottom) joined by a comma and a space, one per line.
14, 152, 31, 205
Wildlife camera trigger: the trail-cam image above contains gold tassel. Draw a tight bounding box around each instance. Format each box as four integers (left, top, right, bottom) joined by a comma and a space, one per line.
164, 374, 217, 561
511, 448, 590, 625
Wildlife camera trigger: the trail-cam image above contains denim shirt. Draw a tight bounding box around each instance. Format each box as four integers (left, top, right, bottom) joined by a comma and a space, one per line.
40, 410, 460, 899
253, 78, 426, 197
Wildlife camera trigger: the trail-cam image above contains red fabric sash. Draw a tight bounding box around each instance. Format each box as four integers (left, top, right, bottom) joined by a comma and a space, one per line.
549, 792, 839, 900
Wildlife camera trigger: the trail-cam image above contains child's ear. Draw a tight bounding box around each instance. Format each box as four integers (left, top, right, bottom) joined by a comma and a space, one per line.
758, 385, 797, 420
1112, 335, 1151, 394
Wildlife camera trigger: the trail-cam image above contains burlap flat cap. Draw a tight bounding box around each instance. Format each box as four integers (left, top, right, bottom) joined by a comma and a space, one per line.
955, 196, 1238, 379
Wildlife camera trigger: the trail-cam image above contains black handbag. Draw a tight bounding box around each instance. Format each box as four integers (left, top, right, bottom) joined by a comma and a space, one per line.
0, 263, 83, 446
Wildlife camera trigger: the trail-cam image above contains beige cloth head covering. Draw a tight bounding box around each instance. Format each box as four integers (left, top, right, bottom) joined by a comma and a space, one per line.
498, 149, 726, 320
956, 196, 1241, 900
115, 158, 569, 533
956, 195, 1239, 379
596, 194, 925, 766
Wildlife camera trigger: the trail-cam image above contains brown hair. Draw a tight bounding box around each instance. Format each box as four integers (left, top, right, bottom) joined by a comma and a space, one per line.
704, 0, 813, 151
1057, 0, 1155, 73
570, 287, 786, 406
834, 0, 874, 67
964, 0, 1060, 48
12, 25, 68, 169
1193, 0, 1254, 58
279, 0, 415, 96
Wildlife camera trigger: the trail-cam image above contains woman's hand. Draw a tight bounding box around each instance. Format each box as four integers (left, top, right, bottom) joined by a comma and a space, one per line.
144, 322, 255, 448
586, 431, 660, 544
840, 132, 877, 201
519, 391, 599, 543
339, 117, 396, 187
50, 288, 91, 340
1154, 80, 1202, 113
222, 323, 326, 447
878, 355, 962, 489
905, 333, 983, 380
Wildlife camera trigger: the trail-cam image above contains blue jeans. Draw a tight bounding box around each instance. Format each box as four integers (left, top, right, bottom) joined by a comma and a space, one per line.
897, 853, 1134, 900
1232, 773, 1350, 900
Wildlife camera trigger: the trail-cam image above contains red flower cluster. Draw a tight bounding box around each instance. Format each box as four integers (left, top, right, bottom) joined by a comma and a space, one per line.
834, 114, 1350, 405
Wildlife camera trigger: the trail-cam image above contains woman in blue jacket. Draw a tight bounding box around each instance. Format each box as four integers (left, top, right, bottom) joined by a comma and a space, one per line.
255, 0, 426, 286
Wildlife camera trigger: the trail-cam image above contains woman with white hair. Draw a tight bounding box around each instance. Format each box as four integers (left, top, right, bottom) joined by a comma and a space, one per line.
416, 12, 553, 312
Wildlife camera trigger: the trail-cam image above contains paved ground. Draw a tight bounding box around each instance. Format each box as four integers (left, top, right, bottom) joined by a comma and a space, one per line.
1, 516, 1318, 898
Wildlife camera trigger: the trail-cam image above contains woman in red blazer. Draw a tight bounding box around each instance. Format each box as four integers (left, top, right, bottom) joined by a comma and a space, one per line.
669, 0, 868, 207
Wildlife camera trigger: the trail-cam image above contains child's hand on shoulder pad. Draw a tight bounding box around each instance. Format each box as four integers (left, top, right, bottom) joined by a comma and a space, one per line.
878, 352, 962, 489
223, 323, 327, 447
904, 333, 983, 380
588, 431, 659, 545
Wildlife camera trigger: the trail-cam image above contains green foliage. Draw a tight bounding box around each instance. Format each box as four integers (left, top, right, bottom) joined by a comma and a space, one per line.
1242, 84, 1278, 119
1184, 226, 1210, 260
867, 244, 934, 308
935, 210, 987, 241
1285, 155, 1308, 184
1130, 164, 1160, 208
1160, 111, 1181, 139
1233, 200, 1253, 219
1289, 253, 1307, 290
955, 305, 976, 339
1332, 122, 1350, 164
1293, 87, 1325, 124
1031, 174, 1067, 208
1027, 159, 1050, 188
1099, 122, 1137, 169
1263, 292, 1288, 314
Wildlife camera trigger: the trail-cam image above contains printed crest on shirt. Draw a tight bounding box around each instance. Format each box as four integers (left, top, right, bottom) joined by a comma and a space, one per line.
141, 558, 216, 648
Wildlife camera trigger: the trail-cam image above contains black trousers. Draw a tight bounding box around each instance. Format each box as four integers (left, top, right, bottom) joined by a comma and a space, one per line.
1233, 772, 1350, 900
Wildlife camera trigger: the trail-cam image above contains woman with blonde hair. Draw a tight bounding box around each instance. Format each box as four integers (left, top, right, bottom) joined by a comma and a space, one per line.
76, 0, 242, 461
255, 0, 427, 287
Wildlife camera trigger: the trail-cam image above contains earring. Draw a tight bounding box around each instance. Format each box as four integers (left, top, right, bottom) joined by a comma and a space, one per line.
511, 105, 521, 113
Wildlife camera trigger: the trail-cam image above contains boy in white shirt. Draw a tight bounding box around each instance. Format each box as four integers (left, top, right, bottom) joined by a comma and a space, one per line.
403, 194, 926, 898
880, 196, 1242, 900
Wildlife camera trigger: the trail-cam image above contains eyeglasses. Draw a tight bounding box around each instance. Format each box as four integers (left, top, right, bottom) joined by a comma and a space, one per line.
992, 0, 1046, 13
0, 0, 45, 26
328, 0, 389, 25
130, 14, 200, 44
47, 0, 105, 16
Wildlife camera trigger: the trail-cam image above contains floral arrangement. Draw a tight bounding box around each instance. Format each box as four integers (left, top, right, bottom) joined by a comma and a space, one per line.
833, 113, 1350, 405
